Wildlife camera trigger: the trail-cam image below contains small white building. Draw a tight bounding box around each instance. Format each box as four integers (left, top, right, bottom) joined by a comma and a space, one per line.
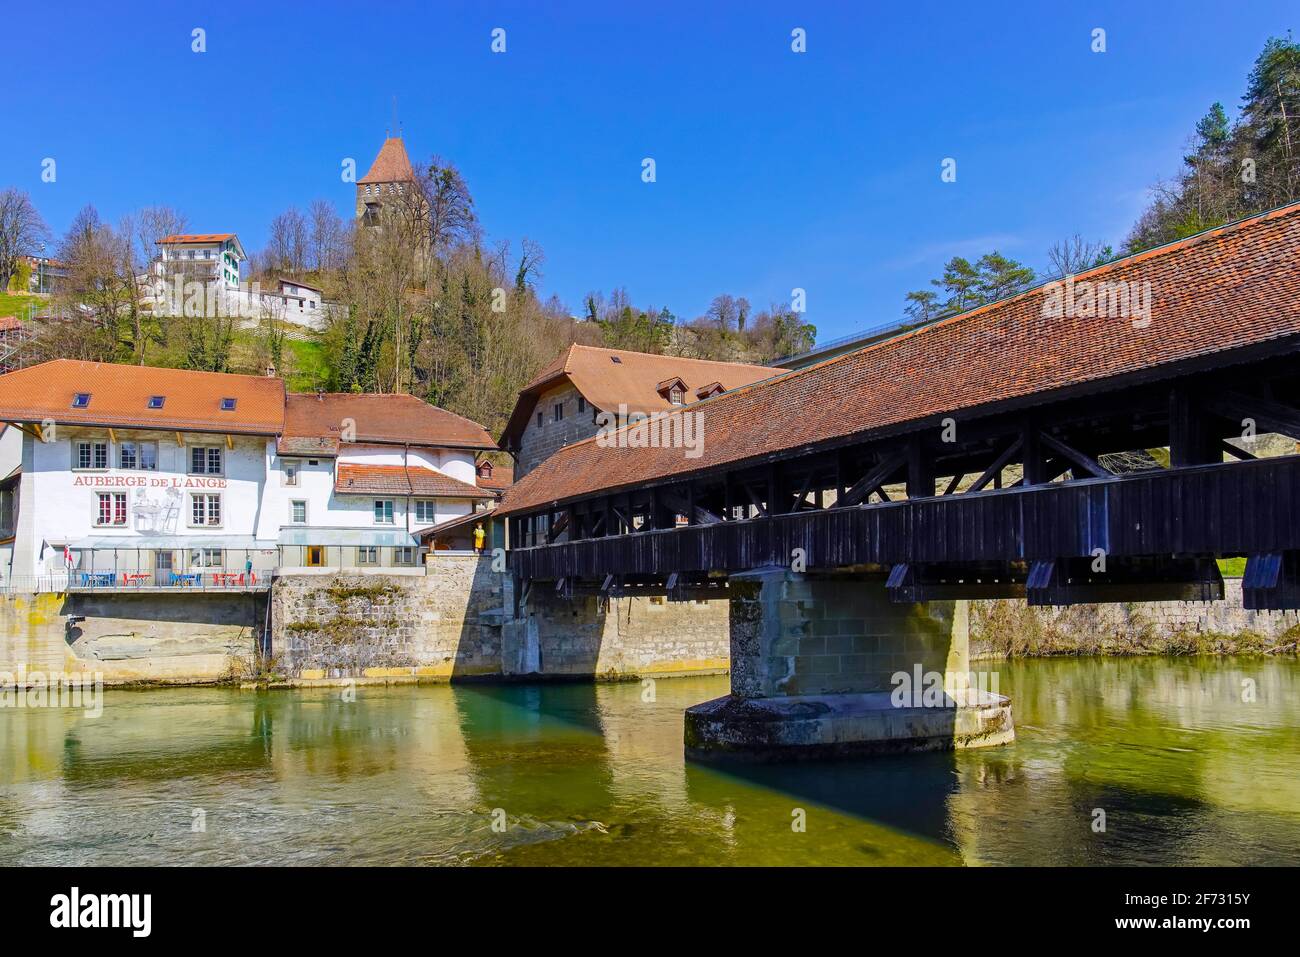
0, 360, 498, 591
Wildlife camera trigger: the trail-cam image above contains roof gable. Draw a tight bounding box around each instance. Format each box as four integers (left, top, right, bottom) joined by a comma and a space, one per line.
501, 344, 785, 449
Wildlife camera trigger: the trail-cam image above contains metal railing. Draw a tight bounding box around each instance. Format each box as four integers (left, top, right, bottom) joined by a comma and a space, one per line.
0, 568, 272, 594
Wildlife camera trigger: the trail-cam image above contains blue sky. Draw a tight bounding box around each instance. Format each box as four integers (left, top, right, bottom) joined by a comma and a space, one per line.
5, 1, 1295, 343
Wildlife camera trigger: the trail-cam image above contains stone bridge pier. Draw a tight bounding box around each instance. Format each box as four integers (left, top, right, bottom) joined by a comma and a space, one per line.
684, 567, 1014, 761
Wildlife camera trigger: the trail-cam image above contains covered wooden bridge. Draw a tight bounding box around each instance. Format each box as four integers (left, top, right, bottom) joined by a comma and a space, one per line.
500, 203, 1300, 613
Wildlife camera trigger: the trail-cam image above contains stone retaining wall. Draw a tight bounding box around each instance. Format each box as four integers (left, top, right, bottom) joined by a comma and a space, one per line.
0, 591, 259, 684
270, 555, 507, 679
971, 580, 1300, 658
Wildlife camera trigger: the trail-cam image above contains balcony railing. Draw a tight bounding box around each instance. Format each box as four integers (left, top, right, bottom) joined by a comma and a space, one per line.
0, 569, 272, 593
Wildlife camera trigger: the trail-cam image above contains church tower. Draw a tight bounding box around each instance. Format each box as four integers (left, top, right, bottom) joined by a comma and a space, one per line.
356, 134, 417, 223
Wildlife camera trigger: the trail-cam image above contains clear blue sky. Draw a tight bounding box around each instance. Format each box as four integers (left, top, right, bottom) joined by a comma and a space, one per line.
6, 1, 1295, 343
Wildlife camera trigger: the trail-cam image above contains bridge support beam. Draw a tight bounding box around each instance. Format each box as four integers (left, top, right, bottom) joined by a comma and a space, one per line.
684, 567, 1014, 762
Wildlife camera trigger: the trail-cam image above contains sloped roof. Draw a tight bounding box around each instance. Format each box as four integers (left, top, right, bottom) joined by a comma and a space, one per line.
499, 201, 1300, 515
500, 344, 786, 449
358, 137, 416, 184
335, 463, 493, 499
282, 393, 496, 455
0, 360, 285, 435
158, 234, 236, 243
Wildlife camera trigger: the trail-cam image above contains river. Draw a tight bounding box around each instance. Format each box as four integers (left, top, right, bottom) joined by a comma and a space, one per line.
2, 656, 1298, 865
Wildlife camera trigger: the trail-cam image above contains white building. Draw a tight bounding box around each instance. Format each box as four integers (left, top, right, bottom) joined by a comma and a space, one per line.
152, 233, 246, 291
0, 360, 498, 591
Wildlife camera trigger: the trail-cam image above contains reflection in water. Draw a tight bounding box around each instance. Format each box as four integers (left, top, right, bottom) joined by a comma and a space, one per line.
1, 657, 1298, 865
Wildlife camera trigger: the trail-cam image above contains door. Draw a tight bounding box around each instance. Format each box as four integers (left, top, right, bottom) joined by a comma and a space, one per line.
154, 549, 173, 586
306, 545, 325, 567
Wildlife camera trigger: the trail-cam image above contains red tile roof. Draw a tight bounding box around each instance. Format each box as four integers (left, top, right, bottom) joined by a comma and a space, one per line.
335, 464, 493, 499
281, 393, 496, 455
158, 234, 236, 243
499, 201, 1300, 516
0, 360, 285, 434
358, 137, 416, 184
500, 344, 786, 449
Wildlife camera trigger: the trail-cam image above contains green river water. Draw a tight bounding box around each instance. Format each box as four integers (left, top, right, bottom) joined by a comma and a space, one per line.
2, 656, 1298, 866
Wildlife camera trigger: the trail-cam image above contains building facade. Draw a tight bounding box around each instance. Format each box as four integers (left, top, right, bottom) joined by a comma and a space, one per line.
153, 233, 246, 291
500, 344, 787, 478
0, 360, 498, 591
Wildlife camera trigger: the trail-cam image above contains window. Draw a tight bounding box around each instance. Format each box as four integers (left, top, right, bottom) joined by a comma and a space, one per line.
148, 395, 165, 409
610, 356, 622, 364
357, 546, 378, 565
282, 459, 300, 486
191, 446, 223, 475
394, 546, 417, 566
669, 386, 685, 405
190, 547, 222, 568
220, 398, 237, 411
536, 411, 543, 428
553, 403, 564, 422
290, 500, 307, 524
577, 396, 586, 414
190, 493, 221, 526
76, 440, 108, 470
96, 492, 127, 526
71, 393, 91, 409
373, 500, 394, 524
119, 441, 158, 471
414, 500, 436, 524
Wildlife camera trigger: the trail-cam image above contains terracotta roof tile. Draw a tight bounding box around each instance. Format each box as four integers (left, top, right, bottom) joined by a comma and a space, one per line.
335, 464, 493, 499
500, 202, 1300, 515
158, 234, 236, 243
358, 137, 416, 184
501, 344, 786, 449
283, 393, 495, 453
0, 360, 285, 434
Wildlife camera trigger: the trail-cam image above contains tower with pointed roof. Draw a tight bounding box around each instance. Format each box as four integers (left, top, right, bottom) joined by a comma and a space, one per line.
356, 134, 417, 224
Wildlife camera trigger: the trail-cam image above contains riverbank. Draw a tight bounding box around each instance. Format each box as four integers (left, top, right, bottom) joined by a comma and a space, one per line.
970, 580, 1300, 659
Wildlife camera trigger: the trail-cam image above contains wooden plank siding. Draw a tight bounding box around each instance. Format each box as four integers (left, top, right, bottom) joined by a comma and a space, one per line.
509, 455, 1300, 580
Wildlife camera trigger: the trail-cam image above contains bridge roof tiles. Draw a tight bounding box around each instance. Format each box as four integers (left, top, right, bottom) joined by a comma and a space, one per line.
499, 201, 1300, 515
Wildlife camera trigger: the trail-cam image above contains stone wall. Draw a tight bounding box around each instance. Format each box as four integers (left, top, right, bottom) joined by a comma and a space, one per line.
515, 382, 600, 479
971, 579, 1300, 658
271, 555, 507, 679
502, 589, 729, 678
0, 591, 259, 684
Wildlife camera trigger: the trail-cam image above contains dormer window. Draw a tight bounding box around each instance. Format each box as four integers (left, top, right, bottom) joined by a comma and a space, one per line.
656, 377, 688, 405
148, 395, 165, 409
71, 393, 91, 409
610, 356, 622, 364
220, 397, 237, 411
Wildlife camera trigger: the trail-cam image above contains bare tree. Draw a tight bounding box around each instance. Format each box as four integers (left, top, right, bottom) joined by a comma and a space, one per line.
512, 237, 545, 294
0, 188, 48, 291
266, 206, 310, 275
307, 199, 344, 272
412, 156, 478, 255
1045, 234, 1112, 278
